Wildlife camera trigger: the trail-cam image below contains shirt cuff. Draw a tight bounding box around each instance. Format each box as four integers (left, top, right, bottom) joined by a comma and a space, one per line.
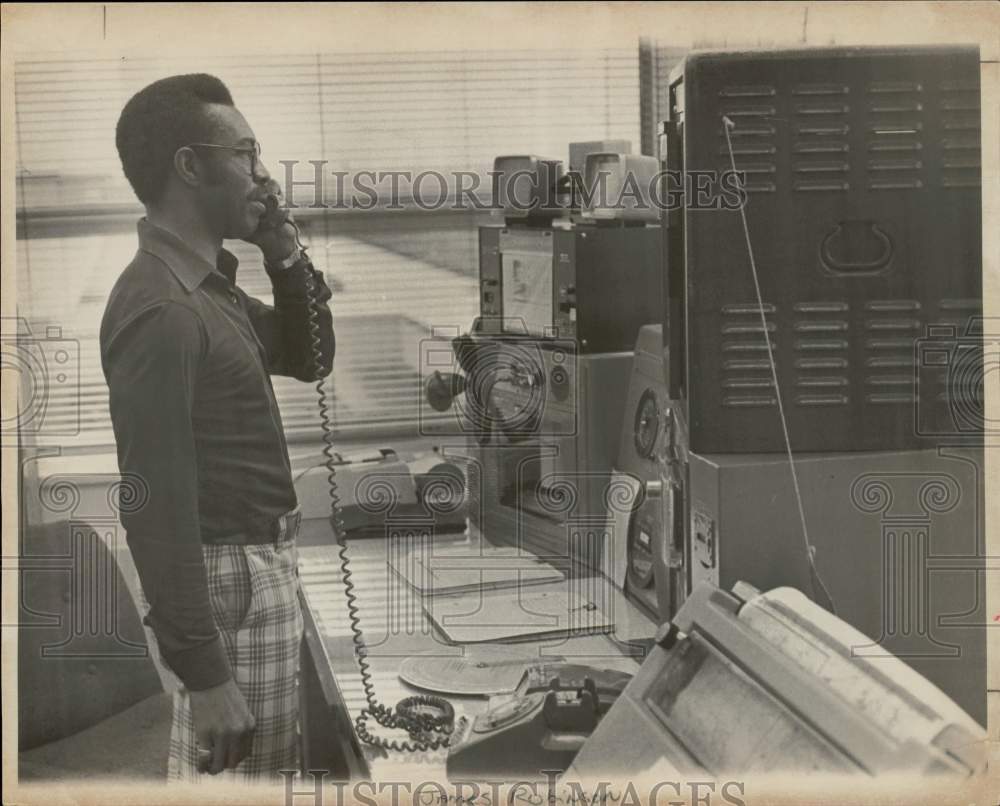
264, 251, 310, 282
165, 634, 233, 691
264, 247, 303, 272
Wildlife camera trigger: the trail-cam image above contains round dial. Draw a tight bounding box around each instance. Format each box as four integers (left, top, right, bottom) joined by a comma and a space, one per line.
463, 342, 544, 444
488, 349, 545, 442
633, 389, 660, 459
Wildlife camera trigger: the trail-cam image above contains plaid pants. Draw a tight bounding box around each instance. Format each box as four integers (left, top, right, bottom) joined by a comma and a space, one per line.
167, 515, 304, 783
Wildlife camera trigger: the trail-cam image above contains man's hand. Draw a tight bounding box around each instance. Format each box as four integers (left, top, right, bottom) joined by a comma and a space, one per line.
190, 678, 256, 774
247, 219, 299, 266
244, 178, 299, 265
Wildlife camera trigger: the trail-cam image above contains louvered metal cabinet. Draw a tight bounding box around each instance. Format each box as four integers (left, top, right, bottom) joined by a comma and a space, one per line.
659, 48, 986, 726
668, 47, 982, 454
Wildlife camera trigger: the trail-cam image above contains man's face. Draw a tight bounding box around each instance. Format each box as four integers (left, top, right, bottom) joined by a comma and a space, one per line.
196, 103, 271, 240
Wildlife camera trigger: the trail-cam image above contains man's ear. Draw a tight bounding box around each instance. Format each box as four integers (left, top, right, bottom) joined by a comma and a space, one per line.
173, 146, 202, 189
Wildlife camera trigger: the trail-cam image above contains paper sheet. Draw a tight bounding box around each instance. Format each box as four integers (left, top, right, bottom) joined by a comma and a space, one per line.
391, 543, 564, 596
425, 580, 615, 643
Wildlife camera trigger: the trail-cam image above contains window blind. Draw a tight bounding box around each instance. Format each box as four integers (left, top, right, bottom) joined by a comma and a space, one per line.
13, 48, 642, 452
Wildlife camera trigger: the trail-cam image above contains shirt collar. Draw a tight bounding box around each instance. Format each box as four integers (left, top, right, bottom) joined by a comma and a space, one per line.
137, 218, 239, 293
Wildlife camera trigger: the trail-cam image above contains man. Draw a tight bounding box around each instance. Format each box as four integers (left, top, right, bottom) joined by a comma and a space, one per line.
101, 74, 334, 781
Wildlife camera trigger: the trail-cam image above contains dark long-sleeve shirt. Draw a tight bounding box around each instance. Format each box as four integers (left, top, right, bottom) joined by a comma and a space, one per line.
100, 218, 334, 691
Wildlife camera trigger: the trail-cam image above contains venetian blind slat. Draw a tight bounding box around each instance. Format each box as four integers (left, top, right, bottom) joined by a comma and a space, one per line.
14, 47, 641, 450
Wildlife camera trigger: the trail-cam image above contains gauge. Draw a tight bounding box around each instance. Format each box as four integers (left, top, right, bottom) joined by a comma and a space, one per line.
550, 364, 570, 402
463, 342, 543, 443
491, 352, 544, 441
633, 389, 660, 459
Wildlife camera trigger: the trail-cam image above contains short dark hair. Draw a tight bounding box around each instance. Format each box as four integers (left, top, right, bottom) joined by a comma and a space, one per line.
115, 73, 234, 204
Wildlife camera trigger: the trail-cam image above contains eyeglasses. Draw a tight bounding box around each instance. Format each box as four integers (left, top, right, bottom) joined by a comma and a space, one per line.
186, 141, 262, 176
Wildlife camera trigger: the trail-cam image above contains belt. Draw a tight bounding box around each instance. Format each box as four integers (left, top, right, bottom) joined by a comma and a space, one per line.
203, 507, 302, 547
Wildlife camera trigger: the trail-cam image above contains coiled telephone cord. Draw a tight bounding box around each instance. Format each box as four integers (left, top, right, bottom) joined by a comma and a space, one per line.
283, 210, 459, 752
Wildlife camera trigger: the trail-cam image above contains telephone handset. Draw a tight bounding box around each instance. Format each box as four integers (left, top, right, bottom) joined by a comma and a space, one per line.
246, 180, 293, 235
280, 191, 458, 752
261, 194, 290, 231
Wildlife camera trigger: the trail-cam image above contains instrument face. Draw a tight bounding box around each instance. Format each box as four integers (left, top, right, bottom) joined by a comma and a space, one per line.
634, 388, 660, 459
487, 353, 546, 434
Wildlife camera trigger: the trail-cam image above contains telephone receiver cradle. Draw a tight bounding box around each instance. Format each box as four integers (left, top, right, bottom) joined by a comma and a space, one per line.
445, 665, 632, 780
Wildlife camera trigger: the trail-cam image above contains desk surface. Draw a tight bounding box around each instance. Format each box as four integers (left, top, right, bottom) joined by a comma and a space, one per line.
296, 518, 657, 779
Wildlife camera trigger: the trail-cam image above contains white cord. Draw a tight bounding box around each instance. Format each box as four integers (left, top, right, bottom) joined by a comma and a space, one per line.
722, 115, 836, 614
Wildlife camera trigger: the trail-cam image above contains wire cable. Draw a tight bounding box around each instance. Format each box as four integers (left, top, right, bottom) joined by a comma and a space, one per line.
720, 119, 837, 615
